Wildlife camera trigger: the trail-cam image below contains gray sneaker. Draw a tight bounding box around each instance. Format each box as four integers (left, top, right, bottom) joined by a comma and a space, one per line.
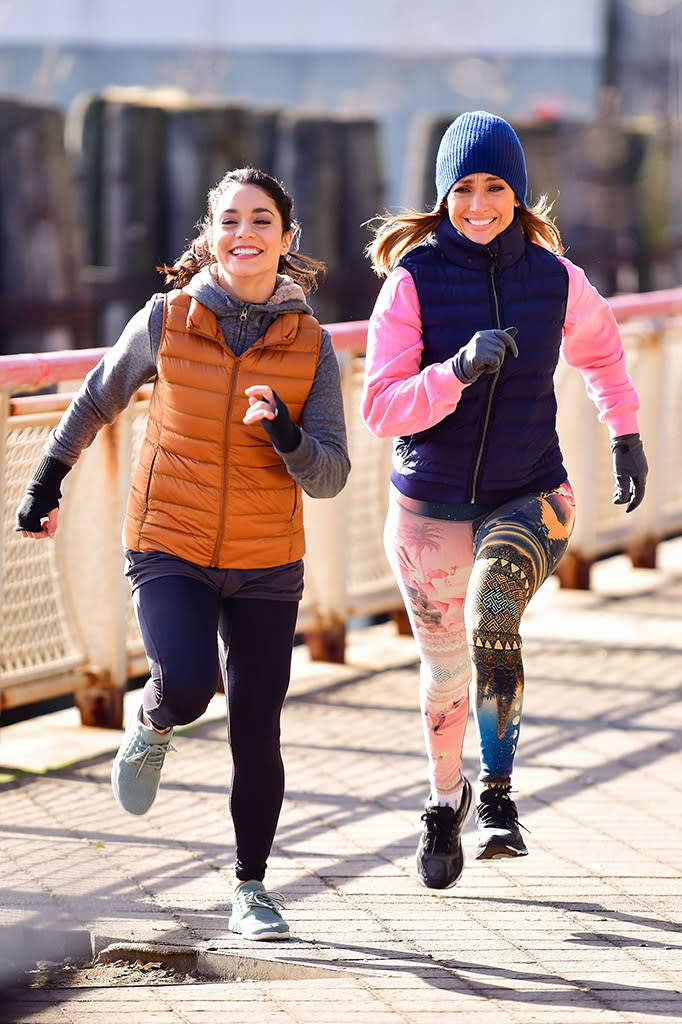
229, 881, 290, 941
111, 699, 174, 815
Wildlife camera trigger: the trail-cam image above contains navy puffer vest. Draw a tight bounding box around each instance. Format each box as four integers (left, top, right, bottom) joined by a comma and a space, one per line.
396, 215, 569, 506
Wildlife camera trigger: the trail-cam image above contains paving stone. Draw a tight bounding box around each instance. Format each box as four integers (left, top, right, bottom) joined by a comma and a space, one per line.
0, 538, 681, 1023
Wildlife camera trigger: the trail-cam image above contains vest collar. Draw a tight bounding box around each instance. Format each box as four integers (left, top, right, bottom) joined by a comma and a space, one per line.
184, 295, 224, 341
434, 213, 526, 270
251, 312, 301, 349
168, 290, 304, 352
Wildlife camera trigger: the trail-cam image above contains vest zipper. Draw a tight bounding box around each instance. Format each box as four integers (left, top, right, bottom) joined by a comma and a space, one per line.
211, 357, 240, 567
469, 249, 503, 504
210, 306, 249, 562
237, 304, 249, 347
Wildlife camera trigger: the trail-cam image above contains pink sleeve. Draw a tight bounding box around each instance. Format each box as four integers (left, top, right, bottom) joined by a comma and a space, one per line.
559, 257, 640, 438
361, 267, 467, 438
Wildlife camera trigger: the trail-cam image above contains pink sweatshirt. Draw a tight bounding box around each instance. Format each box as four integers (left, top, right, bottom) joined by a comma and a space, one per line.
362, 258, 640, 440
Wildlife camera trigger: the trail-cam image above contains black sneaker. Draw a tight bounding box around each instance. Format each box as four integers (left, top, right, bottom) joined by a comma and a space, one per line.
415, 778, 473, 889
474, 787, 528, 860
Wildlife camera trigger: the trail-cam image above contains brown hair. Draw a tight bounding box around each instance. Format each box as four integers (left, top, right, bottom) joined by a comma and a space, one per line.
159, 167, 326, 293
366, 193, 564, 277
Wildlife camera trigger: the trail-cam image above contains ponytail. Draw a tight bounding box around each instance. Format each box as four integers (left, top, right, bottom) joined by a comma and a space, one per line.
158, 237, 214, 290
366, 207, 446, 277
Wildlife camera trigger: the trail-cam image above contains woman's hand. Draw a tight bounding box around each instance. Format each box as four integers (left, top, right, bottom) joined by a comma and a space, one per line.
452, 327, 518, 383
18, 506, 59, 540
611, 433, 648, 513
243, 385, 301, 453
15, 455, 70, 539
243, 385, 278, 425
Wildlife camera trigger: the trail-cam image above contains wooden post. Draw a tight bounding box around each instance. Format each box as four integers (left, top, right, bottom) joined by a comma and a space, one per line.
0, 98, 88, 355
67, 89, 167, 346
275, 114, 383, 323
275, 114, 342, 323
163, 103, 279, 264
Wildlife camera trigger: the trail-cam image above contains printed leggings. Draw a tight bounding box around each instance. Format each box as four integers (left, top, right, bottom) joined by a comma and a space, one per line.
132, 573, 299, 882
384, 483, 575, 795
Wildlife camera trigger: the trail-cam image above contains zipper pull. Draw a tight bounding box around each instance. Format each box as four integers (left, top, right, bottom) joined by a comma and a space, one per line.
239, 307, 248, 322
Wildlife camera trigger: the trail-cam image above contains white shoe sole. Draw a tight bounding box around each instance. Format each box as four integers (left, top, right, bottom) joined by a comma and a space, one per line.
228, 918, 290, 941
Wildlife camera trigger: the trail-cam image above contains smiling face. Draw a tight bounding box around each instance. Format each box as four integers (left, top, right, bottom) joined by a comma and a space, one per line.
446, 173, 519, 246
209, 182, 293, 302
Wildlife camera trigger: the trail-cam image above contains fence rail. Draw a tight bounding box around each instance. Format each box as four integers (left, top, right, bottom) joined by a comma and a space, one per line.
1, 292, 681, 727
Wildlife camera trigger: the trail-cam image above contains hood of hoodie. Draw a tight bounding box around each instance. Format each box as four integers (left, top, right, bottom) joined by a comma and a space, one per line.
184, 267, 315, 357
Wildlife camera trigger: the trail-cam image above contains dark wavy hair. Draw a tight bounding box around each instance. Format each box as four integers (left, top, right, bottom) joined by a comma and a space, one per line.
159, 167, 326, 292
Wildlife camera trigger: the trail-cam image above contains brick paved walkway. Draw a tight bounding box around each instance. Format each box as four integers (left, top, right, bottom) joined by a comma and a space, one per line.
1, 540, 680, 1023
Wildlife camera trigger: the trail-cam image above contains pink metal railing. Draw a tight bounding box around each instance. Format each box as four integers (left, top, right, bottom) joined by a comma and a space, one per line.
2, 288, 682, 388
1, 286, 680, 722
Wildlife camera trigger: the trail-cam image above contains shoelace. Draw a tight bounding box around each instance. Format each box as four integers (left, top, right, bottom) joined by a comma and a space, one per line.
127, 738, 175, 777
239, 889, 286, 914
420, 807, 457, 854
478, 792, 529, 833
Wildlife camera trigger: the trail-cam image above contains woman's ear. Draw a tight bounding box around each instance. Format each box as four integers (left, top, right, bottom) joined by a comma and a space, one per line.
281, 229, 294, 255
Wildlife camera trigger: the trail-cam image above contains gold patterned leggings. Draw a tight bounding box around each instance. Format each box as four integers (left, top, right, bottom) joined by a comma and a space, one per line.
384, 483, 575, 796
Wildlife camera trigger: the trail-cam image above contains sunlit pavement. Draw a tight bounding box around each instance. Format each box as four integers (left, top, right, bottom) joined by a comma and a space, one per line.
1, 539, 681, 1023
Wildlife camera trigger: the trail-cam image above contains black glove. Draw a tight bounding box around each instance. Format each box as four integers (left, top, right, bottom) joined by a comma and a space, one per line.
452, 327, 519, 384
15, 455, 71, 532
261, 391, 301, 453
610, 433, 648, 513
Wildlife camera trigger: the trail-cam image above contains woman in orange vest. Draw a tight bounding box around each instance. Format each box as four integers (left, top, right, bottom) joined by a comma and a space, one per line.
16, 167, 351, 942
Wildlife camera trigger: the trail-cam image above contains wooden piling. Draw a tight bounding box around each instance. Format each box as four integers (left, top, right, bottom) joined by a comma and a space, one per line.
0, 98, 88, 354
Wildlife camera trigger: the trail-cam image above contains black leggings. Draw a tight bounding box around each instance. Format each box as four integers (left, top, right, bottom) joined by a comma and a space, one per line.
132, 574, 299, 882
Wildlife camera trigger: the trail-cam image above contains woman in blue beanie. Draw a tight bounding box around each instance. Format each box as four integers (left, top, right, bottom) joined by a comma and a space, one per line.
362, 110, 647, 889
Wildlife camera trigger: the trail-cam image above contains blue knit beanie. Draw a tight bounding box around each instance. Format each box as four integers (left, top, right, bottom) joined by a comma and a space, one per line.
435, 110, 527, 206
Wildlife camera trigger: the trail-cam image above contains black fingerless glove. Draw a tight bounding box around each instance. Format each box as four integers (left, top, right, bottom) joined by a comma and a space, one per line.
15, 455, 71, 532
610, 433, 648, 513
260, 391, 301, 453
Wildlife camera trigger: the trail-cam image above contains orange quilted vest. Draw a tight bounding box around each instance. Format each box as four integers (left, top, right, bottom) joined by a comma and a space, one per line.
124, 290, 322, 568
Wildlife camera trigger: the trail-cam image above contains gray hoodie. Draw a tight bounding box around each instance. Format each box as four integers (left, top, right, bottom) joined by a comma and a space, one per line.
47, 269, 350, 499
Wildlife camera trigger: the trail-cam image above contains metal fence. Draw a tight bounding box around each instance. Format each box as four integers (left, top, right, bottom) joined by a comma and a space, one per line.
2, 292, 681, 726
